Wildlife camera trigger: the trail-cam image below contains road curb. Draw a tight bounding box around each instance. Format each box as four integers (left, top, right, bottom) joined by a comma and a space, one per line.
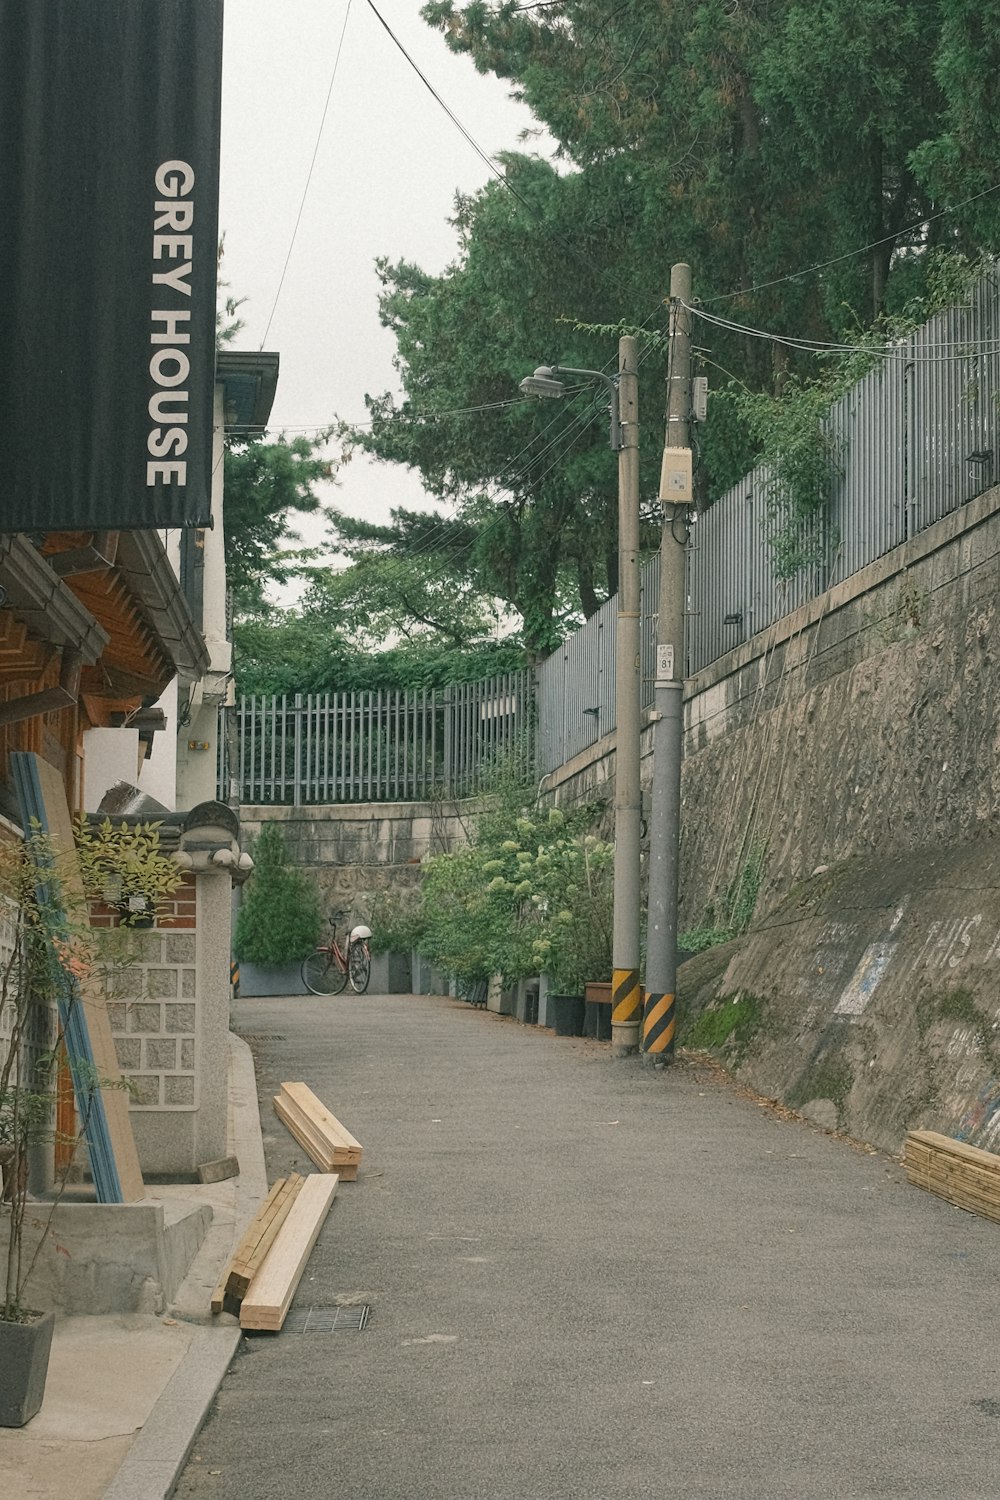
101, 1325, 242, 1500
104, 1032, 266, 1498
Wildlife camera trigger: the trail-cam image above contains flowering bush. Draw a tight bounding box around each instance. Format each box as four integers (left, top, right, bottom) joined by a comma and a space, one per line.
415, 787, 613, 993
527, 832, 614, 993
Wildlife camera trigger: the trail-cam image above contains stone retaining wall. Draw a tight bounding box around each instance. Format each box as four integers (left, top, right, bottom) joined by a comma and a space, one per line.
543, 482, 1000, 931
238, 798, 474, 925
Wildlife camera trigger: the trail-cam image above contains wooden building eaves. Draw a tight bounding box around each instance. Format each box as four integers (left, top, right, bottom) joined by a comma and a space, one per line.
115, 531, 210, 681
0, 534, 109, 662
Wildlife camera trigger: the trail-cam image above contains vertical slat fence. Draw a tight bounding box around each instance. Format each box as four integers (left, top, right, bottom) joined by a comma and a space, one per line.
223, 273, 1000, 793
224, 672, 535, 806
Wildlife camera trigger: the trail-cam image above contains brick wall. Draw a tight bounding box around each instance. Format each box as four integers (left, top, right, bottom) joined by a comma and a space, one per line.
94, 877, 201, 1116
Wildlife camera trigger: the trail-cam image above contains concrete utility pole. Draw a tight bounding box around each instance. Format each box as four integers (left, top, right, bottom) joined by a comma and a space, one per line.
643, 263, 693, 1064
610, 335, 643, 1057
520, 342, 643, 1055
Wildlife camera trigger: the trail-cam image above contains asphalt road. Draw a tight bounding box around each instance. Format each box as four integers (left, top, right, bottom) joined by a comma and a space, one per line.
175, 991, 1000, 1500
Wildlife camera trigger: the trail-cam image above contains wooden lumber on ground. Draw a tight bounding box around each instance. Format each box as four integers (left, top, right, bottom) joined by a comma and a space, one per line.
210, 1174, 305, 1315
198, 1154, 240, 1184
273, 1095, 339, 1173
903, 1129, 1000, 1225
273, 1082, 363, 1179
239, 1173, 339, 1331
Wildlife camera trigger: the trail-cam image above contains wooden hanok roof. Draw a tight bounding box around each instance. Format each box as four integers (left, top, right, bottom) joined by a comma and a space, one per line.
0, 530, 208, 720
39, 530, 209, 700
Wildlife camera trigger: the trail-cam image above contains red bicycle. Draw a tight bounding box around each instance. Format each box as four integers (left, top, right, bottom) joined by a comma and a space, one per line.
300, 912, 372, 996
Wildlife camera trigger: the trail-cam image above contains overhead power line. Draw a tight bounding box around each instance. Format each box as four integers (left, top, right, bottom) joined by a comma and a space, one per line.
259, 0, 354, 348
703, 178, 1000, 306
365, 0, 537, 213
364, 0, 616, 286
687, 298, 1000, 363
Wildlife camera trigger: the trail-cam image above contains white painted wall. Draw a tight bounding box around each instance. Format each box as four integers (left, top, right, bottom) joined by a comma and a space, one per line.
174, 384, 232, 813
137, 677, 180, 810
203, 386, 232, 678
81, 727, 142, 813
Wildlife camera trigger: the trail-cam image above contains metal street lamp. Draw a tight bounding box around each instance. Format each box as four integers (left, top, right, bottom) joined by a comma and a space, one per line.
519, 365, 622, 452
519, 344, 643, 1054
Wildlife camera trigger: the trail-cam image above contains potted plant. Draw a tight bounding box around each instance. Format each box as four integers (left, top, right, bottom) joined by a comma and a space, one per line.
399, 754, 615, 1028
0, 817, 182, 1425
233, 823, 322, 995
0, 974, 55, 1424
530, 829, 614, 1038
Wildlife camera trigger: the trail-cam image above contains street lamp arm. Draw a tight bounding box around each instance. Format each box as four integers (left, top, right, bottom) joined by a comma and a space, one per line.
520, 363, 622, 451
548, 364, 619, 399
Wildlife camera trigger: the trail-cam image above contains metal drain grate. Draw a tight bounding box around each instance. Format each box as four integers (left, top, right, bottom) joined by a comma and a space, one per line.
283, 1304, 371, 1333
235, 1033, 286, 1043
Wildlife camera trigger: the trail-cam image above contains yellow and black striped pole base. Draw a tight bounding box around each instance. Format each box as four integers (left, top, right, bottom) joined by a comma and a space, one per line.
642, 989, 676, 1060
230, 960, 240, 999
611, 968, 641, 1027
611, 967, 642, 1053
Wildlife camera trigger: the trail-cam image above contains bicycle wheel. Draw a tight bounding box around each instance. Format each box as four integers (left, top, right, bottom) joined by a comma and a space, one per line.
301, 947, 348, 996
348, 940, 371, 994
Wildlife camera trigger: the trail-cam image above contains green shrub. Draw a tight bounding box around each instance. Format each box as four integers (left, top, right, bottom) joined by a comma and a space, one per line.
527, 826, 613, 993
366, 888, 427, 957
233, 823, 321, 965
412, 765, 613, 992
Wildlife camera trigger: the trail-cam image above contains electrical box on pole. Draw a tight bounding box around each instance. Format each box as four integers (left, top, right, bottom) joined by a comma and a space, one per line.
659, 447, 693, 505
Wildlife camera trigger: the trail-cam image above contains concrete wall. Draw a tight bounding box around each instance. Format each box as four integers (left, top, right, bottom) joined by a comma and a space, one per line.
239, 798, 474, 924
543, 482, 1000, 931
138, 678, 179, 809
2, 1198, 212, 1315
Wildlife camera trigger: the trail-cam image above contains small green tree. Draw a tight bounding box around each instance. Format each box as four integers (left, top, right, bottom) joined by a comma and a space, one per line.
223, 432, 337, 615
233, 825, 321, 966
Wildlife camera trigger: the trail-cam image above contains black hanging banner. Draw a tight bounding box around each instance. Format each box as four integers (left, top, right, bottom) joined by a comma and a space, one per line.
0, 0, 223, 531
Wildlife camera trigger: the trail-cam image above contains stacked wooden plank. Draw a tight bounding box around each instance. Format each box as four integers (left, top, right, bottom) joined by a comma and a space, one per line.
13, 752, 145, 1203
273, 1082, 363, 1180
239, 1174, 339, 1331
210, 1173, 305, 1316
903, 1129, 1000, 1224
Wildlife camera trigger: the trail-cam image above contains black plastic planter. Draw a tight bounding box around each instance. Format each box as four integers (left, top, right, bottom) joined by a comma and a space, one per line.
584, 1000, 612, 1040
550, 993, 586, 1037
584, 982, 613, 1041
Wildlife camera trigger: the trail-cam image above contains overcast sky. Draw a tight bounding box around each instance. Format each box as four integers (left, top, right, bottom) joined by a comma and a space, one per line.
218, 0, 549, 574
